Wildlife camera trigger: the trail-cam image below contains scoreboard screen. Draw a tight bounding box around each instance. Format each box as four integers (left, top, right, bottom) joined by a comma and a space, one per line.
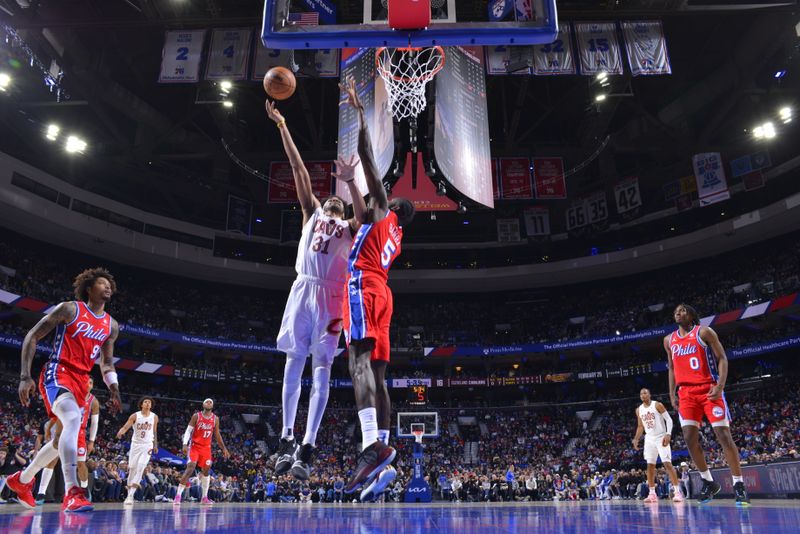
409, 385, 428, 406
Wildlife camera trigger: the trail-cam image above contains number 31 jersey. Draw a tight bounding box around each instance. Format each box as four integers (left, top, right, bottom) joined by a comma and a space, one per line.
668, 325, 718, 386
296, 207, 352, 284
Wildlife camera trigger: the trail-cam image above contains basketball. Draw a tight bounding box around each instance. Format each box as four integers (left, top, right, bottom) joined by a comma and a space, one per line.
263, 66, 296, 100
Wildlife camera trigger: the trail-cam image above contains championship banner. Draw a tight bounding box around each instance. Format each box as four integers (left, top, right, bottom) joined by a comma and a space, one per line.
268, 161, 333, 203
613, 177, 642, 214
532, 157, 566, 199
159, 30, 206, 83
574, 22, 623, 75
485, 45, 533, 75
620, 21, 671, 76
533, 23, 576, 75
251, 47, 339, 80
693, 152, 730, 206
205, 28, 252, 80
523, 206, 550, 236
499, 158, 533, 199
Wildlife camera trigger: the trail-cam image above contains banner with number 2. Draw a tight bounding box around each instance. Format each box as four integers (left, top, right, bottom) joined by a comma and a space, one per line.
159, 30, 206, 83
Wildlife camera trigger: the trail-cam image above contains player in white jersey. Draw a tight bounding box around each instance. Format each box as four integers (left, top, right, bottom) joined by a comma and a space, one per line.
632, 388, 683, 503
116, 397, 159, 505
266, 100, 367, 480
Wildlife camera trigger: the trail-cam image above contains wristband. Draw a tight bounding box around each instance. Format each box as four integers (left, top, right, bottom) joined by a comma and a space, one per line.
277, 120, 286, 129
103, 371, 118, 388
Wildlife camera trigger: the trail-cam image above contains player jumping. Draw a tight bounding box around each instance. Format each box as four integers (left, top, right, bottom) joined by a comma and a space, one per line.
339, 77, 416, 500
665, 304, 749, 505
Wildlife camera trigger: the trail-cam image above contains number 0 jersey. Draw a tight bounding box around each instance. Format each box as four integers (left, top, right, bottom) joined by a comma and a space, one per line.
295, 206, 352, 284
668, 325, 718, 386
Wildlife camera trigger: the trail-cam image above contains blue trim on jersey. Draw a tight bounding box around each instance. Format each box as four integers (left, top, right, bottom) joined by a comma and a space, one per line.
722, 392, 732, 422
51, 324, 67, 362
347, 272, 367, 341
348, 222, 373, 274
706, 345, 720, 383
43, 361, 63, 405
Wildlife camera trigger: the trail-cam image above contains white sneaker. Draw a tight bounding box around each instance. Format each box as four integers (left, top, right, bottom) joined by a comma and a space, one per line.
124, 496, 135, 506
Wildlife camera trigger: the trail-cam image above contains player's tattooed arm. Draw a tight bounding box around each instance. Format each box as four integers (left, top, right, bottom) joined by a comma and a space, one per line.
19, 301, 77, 406
100, 318, 122, 413
663, 335, 678, 411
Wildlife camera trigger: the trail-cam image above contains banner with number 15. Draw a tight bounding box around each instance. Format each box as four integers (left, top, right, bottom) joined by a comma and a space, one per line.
159, 30, 206, 83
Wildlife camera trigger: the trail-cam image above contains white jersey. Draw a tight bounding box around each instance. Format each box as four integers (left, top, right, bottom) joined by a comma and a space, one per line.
638, 402, 666, 438
131, 411, 156, 446
295, 207, 352, 284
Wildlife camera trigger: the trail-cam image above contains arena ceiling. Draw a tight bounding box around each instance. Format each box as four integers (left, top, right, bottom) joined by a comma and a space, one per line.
0, 0, 798, 247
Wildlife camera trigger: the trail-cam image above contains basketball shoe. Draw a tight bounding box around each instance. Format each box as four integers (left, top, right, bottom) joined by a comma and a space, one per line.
201, 497, 214, 505
61, 487, 93, 513
360, 465, 397, 502
344, 441, 396, 494
275, 437, 298, 476
291, 443, 316, 481
643, 492, 659, 503
734, 482, 750, 506
697, 479, 721, 503
5, 472, 36, 509
672, 490, 684, 503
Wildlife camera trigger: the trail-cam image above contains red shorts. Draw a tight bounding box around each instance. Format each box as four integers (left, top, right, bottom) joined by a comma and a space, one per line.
39, 361, 89, 419
344, 274, 392, 362
678, 383, 731, 427
77, 433, 87, 461
189, 445, 213, 469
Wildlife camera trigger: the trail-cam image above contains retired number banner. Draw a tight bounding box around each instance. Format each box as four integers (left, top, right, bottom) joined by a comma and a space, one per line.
533, 23, 576, 75
268, 161, 333, 203
524, 206, 551, 236
692, 153, 730, 206
532, 157, 566, 199
575, 22, 623, 75
614, 177, 642, 214
205, 28, 252, 80
159, 30, 206, 83
499, 158, 533, 199
621, 21, 672, 76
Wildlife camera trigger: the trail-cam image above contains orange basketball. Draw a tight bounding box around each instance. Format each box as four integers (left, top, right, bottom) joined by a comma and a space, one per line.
263, 66, 296, 100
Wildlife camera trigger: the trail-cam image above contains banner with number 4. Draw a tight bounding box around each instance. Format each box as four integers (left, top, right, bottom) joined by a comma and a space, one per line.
206, 28, 252, 80
614, 177, 642, 214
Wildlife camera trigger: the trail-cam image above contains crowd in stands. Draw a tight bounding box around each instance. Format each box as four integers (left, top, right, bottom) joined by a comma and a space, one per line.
2, 374, 798, 505
1, 231, 798, 349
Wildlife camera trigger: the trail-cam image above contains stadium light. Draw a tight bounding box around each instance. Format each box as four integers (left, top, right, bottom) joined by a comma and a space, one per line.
774, 70, 787, 79
752, 122, 776, 140
64, 135, 87, 154
0, 72, 10, 91
596, 72, 607, 82
779, 106, 792, 124
222, 100, 233, 108
46, 124, 60, 141
220, 80, 232, 93
595, 94, 607, 102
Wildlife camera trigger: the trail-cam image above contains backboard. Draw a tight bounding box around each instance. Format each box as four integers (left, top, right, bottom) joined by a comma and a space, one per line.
262, 0, 558, 49
397, 412, 440, 439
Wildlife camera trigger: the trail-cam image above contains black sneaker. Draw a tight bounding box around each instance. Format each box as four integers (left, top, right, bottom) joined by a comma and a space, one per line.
697, 479, 721, 503
274, 437, 298, 476
734, 482, 750, 506
291, 444, 316, 480
344, 441, 396, 494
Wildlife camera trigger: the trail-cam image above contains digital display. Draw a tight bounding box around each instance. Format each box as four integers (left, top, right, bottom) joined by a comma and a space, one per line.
409, 385, 428, 405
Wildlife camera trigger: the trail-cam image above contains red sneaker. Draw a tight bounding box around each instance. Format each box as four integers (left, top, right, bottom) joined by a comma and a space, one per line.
62, 487, 94, 513
5, 471, 37, 509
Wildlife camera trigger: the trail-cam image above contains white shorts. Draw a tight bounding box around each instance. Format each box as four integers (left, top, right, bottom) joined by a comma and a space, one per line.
127, 443, 153, 486
276, 275, 345, 363
644, 436, 672, 465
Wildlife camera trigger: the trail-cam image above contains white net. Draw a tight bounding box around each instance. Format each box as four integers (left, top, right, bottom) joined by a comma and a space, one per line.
376, 46, 445, 120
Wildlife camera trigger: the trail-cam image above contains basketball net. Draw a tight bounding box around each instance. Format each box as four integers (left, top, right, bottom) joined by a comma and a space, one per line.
376, 46, 445, 120
412, 428, 424, 444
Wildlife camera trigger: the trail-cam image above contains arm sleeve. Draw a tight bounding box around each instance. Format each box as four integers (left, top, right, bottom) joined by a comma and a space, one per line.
183, 425, 195, 446
89, 414, 99, 441
661, 409, 674, 435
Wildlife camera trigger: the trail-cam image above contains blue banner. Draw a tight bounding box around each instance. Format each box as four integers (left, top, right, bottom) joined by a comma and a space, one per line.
119, 323, 278, 353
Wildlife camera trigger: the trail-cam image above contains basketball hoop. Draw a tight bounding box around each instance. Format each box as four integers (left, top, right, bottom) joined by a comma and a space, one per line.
376, 46, 445, 120
412, 428, 424, 444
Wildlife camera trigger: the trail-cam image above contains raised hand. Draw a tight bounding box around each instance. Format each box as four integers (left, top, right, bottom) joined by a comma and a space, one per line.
265, 100, 285, 124
338, 77, 364, 111
332, 155, 360, 184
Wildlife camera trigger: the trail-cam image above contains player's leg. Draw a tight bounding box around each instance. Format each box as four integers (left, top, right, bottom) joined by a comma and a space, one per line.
662, 462, 683, 502
51, 391, 93, 511
349, 339, 379, 448
199, 465, 213, 504
711, 425, 749, 504
175, 458, 197, 504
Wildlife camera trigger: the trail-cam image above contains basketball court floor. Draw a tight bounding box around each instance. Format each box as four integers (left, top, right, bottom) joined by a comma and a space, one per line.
0, 500, 798, 533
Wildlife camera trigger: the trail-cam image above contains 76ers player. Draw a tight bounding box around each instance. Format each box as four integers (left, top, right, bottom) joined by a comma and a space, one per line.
174, 399, 229, 505
116, 397, 158, 505
10, 268, 121, 512
632, 388, 682, 503
339, 78, 415, 499
665, 304, 749, 505
266, 100, 366, 480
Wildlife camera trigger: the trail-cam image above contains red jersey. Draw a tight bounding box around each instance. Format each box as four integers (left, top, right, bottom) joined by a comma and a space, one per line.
348, 211, 403, 282
191, 412, 216, 449
669, 325, 719, 386
51, 301, 112, 374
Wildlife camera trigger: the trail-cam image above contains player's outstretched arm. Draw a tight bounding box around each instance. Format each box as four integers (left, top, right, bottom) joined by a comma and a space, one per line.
214, 419, 230, 459
19, 301, 76, 406
100, 318, 121, 414
266, 100, 320, 224
700, 326, 728, 399
339, 77, 388, 221
632, 410, 643, 450
116, 413, 137, 439
332, 155, 367, 231
655, 401, 673, 446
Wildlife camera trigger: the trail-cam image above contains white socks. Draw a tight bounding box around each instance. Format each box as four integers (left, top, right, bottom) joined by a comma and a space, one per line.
38, 467, 54, 494
281, 355, 306, 439
303, 361, 331, 447
732, 475, 743, 484
378, 429, 390, 445
200, 475, 210, 498
177, 484, 186, 498
52, 395, 82, 490
79, 479, 89, 489
700, 470, 713, 482
358, 408, 379, 451
20, 442, 58, 485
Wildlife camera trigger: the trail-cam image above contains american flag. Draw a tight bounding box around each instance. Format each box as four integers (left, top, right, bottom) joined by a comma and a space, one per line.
288, 12, 319, 26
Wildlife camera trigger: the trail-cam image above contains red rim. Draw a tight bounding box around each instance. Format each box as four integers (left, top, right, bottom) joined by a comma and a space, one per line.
375, 46, 446, 84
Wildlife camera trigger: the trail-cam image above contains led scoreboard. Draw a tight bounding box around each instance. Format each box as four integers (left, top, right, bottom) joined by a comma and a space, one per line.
409, 385, 428, 406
